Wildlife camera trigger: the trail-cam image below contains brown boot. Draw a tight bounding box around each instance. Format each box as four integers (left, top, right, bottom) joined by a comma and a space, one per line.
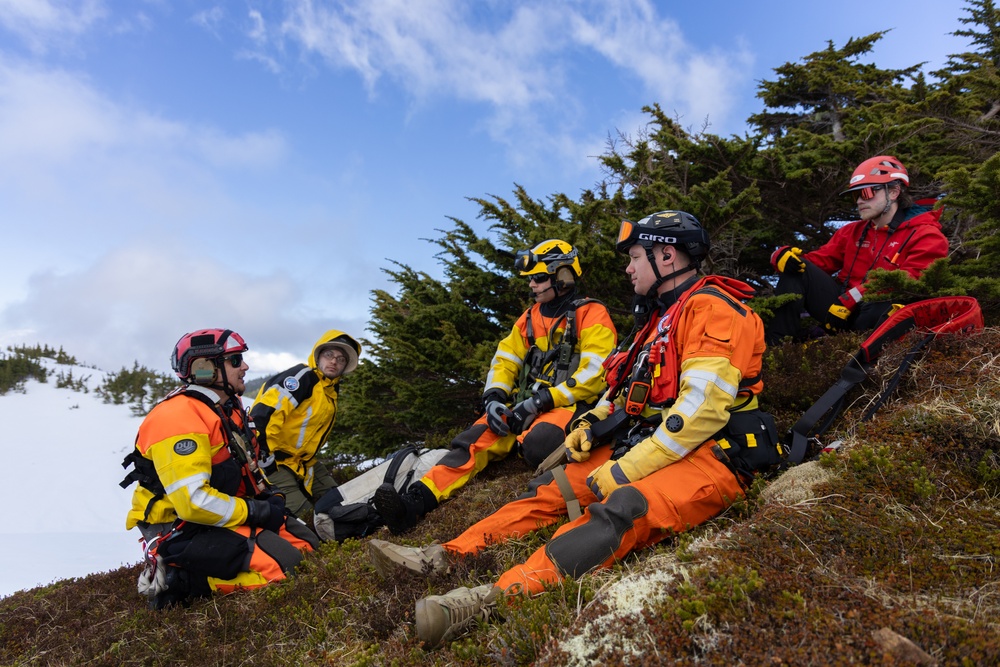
415, 584, 500, 647
367, 539, 450, 579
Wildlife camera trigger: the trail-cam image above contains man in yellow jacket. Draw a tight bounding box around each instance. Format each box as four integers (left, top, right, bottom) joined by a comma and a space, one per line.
372, 239, 617, 534
250, 330, 362, 522
122, 328, 318, 609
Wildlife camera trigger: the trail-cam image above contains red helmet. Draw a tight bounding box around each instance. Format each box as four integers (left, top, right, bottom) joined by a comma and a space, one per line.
171, 328, 248, 384
841, 155, 909, 196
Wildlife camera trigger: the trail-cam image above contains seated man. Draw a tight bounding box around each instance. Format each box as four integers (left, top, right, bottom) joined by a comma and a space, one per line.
767, 155, 949, 344
121, 329, 318, 609
250, 330, 362, 524
372, 239, 617, 534
368, 211, 784, 647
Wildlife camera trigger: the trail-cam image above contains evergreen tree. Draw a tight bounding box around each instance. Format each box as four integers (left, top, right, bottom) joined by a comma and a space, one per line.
327, 1, 1000, 462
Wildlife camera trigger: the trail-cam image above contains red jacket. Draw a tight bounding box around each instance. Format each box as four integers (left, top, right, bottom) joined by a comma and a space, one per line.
804, 202, 948, 305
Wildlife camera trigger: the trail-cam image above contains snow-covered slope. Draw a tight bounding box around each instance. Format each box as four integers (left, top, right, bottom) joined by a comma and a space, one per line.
0, 359, 146, 598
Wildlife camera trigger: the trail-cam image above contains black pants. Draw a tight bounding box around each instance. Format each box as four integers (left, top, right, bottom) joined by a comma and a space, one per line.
766, 261, 893, 344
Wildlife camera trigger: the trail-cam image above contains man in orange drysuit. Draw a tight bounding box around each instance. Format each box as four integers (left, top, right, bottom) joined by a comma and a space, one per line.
121, 329, 318, 609
372, 239, 617, 534
368, 211, 784, 647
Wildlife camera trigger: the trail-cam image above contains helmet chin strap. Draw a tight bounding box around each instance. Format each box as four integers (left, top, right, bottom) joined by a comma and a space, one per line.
212, 358, 241, 400
643, 247, 696, 299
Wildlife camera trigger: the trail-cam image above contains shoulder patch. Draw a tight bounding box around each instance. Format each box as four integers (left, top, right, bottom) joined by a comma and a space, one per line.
283, 376, 300, 392
666, 414, 684, 433
174, 439, 198, 455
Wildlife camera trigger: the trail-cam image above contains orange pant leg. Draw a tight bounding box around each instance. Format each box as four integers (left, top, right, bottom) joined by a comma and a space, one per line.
444, 446, 612, 556
421, 407, 574, 502
209, 522, 314, 594
496, 443, 745, 595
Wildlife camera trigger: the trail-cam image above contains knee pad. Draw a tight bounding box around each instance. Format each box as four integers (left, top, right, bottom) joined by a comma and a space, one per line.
520, 422, 566, 468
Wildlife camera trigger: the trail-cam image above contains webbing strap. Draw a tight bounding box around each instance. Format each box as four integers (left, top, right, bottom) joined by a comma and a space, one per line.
787, 356, 870, 464
786, 296, 983, 465
861, 332, 935, 422
551, 465, 582, 521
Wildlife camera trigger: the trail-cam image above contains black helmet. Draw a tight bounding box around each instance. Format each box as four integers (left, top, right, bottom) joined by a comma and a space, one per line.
615, 210, 710, 267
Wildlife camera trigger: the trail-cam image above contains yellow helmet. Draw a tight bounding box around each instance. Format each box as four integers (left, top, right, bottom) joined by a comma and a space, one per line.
514, 239, 582, 280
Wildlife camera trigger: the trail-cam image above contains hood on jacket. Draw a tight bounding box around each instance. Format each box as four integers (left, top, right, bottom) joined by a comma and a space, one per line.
310, 329, 362, 375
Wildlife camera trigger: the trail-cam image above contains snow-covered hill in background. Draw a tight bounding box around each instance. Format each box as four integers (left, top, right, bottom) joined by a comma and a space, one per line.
0, 358, 146, 598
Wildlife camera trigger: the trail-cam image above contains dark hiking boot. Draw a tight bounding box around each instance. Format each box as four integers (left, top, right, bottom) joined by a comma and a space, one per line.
372, 481, 438, 535
150, 568, 190, 610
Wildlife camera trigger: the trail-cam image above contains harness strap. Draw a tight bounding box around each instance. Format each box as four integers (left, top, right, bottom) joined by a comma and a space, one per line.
786, 296, 983, 464
787, 355, 869, 464
551, 465, 582, 521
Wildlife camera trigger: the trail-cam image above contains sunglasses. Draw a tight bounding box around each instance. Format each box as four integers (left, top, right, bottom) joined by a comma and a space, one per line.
223, 353, 244, 368
856, 184, 886, 200
527, 273, 552, 284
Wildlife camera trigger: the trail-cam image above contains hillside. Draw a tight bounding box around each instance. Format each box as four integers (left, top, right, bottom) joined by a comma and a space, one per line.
1, 330, 999, 665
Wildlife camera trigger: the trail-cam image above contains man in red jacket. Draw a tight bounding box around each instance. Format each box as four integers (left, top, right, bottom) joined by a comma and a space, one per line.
766, 156, 949, 344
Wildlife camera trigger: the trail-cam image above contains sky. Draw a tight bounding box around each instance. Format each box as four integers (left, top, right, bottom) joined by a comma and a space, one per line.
0, 0, 974, 379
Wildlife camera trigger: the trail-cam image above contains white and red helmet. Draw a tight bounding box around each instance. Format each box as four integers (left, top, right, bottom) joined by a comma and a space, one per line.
171, 328, 248, 384
841, 155, 910, 198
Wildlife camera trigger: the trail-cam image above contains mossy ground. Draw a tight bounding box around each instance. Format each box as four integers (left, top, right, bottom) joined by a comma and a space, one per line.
2, 330, 999, 665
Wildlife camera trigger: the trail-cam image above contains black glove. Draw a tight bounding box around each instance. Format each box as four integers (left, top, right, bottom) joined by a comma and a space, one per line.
509, 390, 554, 435
483, 389, 512, 436
246, 494, 286, 532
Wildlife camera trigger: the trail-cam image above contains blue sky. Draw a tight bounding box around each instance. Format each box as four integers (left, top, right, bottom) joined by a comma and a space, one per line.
0, 0, 972, 377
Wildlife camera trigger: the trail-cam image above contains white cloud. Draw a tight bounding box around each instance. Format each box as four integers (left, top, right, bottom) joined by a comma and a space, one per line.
0, 57, 287, 172
0, 243, 366, 376
191, 4, 224, 38
0, 0, 107, 53
255, 0, 751, 182
567, 0, 752, 134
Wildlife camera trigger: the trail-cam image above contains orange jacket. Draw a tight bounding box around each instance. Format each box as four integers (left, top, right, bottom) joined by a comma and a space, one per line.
594, 276, 765, 480
125, 386, 259, 530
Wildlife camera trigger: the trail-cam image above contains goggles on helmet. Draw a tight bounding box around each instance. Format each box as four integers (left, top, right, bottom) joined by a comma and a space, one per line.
514, 246, 578, 275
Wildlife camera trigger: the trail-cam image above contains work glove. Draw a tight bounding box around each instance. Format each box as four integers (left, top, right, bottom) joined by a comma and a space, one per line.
484, 396, 513, 437
509, 390, 554, 435
770, 246, 805, 274
564, 426, 594, 463
824, 304, 852, 332
246, 494, 286, 532
585, 460, 630, 501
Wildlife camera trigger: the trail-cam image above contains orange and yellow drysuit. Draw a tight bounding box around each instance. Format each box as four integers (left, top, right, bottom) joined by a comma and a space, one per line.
420, 296, 617, 503
124, 385, 316, 593
439, 275, 780, 595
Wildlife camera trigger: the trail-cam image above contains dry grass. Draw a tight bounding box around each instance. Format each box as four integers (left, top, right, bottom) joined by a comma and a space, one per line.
3, 330, 1000, 665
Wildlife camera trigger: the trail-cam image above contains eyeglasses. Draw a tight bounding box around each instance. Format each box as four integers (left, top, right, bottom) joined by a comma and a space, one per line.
320, 350, 349, 363
856, 184, 885, 201
527, 273, 552, 284
223, 353, 244, 368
